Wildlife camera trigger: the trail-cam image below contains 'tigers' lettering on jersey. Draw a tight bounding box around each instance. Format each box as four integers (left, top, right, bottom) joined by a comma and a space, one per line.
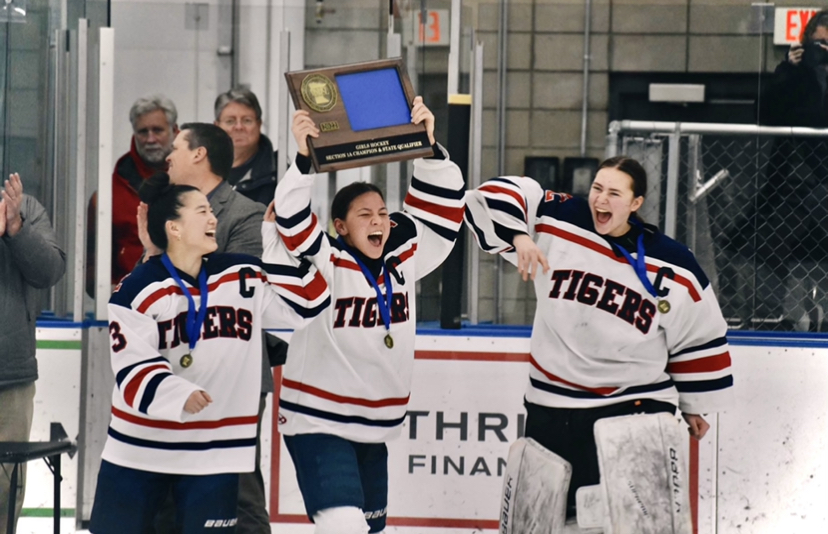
332, 292, 411, 329
156, 306, 254, 349
547, 268, 677, 334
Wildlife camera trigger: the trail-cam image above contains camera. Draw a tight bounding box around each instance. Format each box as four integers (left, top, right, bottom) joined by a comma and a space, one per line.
802, 39, 828, 67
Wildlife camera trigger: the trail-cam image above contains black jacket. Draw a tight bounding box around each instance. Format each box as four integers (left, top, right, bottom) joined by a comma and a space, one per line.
227, 134, 278, 206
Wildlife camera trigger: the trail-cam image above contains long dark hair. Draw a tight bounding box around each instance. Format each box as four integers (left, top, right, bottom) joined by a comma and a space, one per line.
138, 172, 199, 250
801, 9, 828, 44
331, 182, 385, 223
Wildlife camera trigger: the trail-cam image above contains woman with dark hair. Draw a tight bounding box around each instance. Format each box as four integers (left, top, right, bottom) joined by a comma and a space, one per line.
88, 173, 327, 534
262, 97, 464, 534
465, 156, 734, 520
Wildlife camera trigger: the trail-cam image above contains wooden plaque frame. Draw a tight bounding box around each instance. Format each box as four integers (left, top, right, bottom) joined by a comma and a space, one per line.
285, 58, 434, 173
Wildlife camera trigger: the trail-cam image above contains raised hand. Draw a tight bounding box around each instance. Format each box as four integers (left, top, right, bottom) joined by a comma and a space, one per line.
137, 202, 162, 259
788, 44, 804, 65
2, 173, 24, 236
410, 96, 435, 146
292, 110, 319, 157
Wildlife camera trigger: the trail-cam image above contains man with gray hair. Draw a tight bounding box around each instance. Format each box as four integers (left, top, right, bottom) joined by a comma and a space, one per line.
87, 95, 179, 289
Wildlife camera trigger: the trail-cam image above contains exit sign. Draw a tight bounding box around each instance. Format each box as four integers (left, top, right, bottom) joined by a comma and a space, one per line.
774, 7, 821, 45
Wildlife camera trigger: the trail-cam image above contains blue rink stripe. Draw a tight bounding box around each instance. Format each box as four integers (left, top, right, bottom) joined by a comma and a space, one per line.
529, 377, 674, 399
107, 428, 256, 451
279, 399, 406, 428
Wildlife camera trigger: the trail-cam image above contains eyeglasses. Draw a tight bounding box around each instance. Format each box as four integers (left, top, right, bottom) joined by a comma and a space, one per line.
220, 117, 258, 128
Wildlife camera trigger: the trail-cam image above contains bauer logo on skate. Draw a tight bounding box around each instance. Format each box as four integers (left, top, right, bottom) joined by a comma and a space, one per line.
203, 518, 238, 528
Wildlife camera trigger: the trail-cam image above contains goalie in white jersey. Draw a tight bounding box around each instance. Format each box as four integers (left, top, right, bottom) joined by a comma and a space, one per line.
89, 173, 327, 533
263, 97, 464, 534
465, 156, 734, 522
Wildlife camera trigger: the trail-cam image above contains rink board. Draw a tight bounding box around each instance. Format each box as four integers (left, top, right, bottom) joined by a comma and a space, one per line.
25, 326, 828, 533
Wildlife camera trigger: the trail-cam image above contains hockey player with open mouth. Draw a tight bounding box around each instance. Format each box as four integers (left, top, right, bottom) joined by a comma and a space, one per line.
264, 96, 464, 534
466, 156, 734, 533
88, 173, 327, 533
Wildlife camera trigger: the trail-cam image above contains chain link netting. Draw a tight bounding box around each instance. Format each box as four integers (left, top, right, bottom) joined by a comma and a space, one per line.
612, 130, 828, 332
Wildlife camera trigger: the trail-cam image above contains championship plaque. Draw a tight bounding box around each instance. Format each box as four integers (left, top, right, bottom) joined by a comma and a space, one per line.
285, 58, 434, 172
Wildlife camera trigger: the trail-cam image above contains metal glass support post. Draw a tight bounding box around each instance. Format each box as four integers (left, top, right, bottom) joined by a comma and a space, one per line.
277, 30, 291, 181
51, 28, 71, 315
686, 134, 701, 251
72, 20, 88, 321
94, 28, 114, 319
495, 0, 509, 323
468, 38, 484, 325
580, 0, 592, 157
664, 128, 680, 238
447, 0, 461, 96
386, 9, 402, 212
606, 120, 620, 158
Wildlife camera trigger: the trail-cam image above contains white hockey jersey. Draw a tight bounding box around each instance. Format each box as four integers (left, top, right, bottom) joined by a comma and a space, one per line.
103, 253, 328, 475
264, 150, 464, 443
465, 176, 733, 415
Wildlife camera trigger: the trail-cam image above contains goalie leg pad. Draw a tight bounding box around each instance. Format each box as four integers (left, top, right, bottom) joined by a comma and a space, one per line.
593, 413, 692, 534
500, 437, 572, 534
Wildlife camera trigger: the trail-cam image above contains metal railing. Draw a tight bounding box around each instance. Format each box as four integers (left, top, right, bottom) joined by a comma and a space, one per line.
607, 120, 828, 332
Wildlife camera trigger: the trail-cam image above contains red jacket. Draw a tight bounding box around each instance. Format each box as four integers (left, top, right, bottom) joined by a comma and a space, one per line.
87, 138, 166, 288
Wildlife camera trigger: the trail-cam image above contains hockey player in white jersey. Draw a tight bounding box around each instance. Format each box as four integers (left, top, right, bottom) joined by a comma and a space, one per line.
466, 156, 733, 531
88, 173, 328, 534
263, 97, 464, 534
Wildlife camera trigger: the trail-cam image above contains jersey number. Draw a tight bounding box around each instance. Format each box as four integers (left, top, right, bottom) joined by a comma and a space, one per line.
109, 322, 127, 353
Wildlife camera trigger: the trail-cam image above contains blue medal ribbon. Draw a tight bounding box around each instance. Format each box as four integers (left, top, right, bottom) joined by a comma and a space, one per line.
337, 237, 394, 339
161, 253, 209, 354
612, 231, 658, 298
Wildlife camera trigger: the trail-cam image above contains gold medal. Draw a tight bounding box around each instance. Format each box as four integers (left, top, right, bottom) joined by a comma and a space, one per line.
657, 300, 671, 314
180, 353, 194, 368
384, 334, 394, 349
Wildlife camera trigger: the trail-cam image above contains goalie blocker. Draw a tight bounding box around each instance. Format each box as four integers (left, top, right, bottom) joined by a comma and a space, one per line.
500, 413, 692, 534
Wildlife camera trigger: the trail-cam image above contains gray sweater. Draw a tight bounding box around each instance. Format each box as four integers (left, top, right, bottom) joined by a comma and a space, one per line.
0, 195, 66, 387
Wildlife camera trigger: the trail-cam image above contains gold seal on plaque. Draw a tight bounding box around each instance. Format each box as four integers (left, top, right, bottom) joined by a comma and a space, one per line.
301, 74, 337, 113
657, 300, 671, 314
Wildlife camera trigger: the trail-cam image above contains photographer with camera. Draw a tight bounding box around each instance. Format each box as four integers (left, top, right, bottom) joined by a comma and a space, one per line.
765, 10, 828, 127
738, 9, 828, 332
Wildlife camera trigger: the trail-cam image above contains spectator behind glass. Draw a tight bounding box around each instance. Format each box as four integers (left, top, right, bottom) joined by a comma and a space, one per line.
214, 87, 278, 206
763, 9, 828, 127
0, 173, 66, 532
86, 95, 179, 293
738, 10, 828, 331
